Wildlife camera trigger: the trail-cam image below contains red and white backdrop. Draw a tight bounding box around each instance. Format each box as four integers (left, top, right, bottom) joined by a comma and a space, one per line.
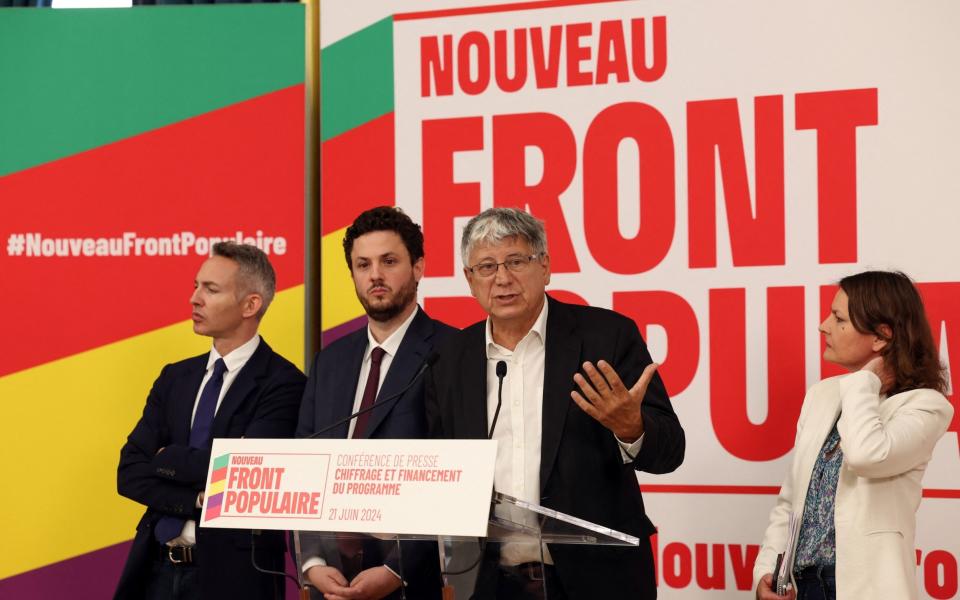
319, 1, 960, 596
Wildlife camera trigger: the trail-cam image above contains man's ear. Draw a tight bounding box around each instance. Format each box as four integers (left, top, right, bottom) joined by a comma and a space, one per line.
413, 256, 425, 282
242, 294, 263, 320
541, 253, 551, 286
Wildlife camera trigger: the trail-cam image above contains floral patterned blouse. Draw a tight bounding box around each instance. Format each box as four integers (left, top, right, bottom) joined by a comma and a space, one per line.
794, 420, 843, 571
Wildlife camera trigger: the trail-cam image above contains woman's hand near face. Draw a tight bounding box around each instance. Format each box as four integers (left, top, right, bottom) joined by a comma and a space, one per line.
861, 356, 895, 393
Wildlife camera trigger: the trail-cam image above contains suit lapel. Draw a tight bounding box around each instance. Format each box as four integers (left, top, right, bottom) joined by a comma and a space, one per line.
363, 310, 433, 438
211, 341, 273, 438
794, 381, 843, 504
328, 330, 368, 438
172, 356, 208, 443
459, 323, 489, 439
540, 297, 580, 490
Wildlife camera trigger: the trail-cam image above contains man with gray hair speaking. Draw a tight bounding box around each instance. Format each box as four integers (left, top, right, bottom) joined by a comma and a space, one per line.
426, 207, 685, 600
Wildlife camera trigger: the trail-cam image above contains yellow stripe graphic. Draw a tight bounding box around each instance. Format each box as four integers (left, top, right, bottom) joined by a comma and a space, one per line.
0, 285, 303, 579
321, 226, 365, 331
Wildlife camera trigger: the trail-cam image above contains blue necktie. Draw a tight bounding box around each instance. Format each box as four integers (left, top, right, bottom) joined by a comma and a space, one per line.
189, 358, 227, 448
155, 358, 228, 544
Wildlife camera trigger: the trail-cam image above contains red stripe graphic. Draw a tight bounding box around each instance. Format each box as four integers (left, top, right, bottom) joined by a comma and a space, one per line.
640, 484, 960, 499
640, 484, 781, 495
0, 85, 305, 378
395, 0, 626, 21
321, 112, 396, 235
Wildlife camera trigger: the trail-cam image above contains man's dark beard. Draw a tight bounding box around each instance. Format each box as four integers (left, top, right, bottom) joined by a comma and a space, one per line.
359, 278, 418, 322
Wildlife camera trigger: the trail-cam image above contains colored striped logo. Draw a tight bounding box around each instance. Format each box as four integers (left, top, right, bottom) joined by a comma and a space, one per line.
204, 454, 231, 521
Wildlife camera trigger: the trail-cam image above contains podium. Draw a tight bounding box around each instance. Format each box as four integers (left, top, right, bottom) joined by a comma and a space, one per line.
199, 437, 638, 599
292, 491, 639, 599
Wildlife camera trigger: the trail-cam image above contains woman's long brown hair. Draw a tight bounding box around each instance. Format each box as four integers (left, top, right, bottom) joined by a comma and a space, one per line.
840, 270, 947, 395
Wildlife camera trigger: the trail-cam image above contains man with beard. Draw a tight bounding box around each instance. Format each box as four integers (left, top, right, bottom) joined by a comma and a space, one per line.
295, 206, 457, 600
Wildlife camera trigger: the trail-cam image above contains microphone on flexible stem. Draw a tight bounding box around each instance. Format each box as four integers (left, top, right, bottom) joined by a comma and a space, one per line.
249, 528, 301, 590
442, 360, 507, 582
488, 360, 507, 439
444, 361, 507, 581
308, 352, 441, 439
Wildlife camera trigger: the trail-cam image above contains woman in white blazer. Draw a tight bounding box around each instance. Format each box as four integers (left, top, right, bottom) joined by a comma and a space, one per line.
754, 270, 953, 600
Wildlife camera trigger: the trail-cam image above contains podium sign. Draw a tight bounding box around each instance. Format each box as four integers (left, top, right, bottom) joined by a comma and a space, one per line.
199, 438, 496, 536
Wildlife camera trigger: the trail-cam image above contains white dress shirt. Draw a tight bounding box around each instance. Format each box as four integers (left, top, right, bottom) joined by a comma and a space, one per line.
486, 300, 551, 566
346, 306, 419, 438
485, 297, 644, 566
170, 333, 261, 547
301, 307, 419, 574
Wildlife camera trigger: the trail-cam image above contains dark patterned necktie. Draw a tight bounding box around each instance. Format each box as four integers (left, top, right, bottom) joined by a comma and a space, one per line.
337, 347, 386, 572
351, 347, 386, 438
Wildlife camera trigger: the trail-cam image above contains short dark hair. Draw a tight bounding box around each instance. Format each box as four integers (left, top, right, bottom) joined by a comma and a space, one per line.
840, 270, 946, 394
343, 206, 424, 269
212, 241, 276, 320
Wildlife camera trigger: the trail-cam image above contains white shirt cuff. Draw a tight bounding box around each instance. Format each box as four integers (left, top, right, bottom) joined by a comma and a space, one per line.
300, 557, 402, 583
301, 556, 327, 573
166, 520, 196, 547
383, 564, 405, 584
615, 432, 644, 462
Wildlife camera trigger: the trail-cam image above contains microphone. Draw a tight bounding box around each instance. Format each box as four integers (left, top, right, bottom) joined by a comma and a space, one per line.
488, 360, 507, 439
444, 360, 506, 581
308, 352, 440, 439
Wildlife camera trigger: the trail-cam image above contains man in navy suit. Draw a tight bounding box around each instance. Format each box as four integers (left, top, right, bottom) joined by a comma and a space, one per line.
115, 241, 306, 600
296, 206, 456, 600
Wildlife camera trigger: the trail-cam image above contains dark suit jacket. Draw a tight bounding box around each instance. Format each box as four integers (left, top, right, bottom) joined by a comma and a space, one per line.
296, 308, 456, 600
425, 295, 685, 600
115, 338, 306, 600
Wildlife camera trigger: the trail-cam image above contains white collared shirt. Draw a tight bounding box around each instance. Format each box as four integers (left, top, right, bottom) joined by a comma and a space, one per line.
300, 307, 419, 575
486, 299, 550, 566
486, 297, 644, 565
347, 305, 419, 438
172, 333, 261, 547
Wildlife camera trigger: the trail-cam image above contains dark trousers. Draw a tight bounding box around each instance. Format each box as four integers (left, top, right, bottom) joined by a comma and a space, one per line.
795, 565, 836, 600
492, 563, 568, 600
144, 547, 201, 600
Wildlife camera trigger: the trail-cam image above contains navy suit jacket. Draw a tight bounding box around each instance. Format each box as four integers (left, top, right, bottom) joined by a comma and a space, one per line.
296, 308, 456, 600
426, 296, 686, 599
115, 338, 306, 600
